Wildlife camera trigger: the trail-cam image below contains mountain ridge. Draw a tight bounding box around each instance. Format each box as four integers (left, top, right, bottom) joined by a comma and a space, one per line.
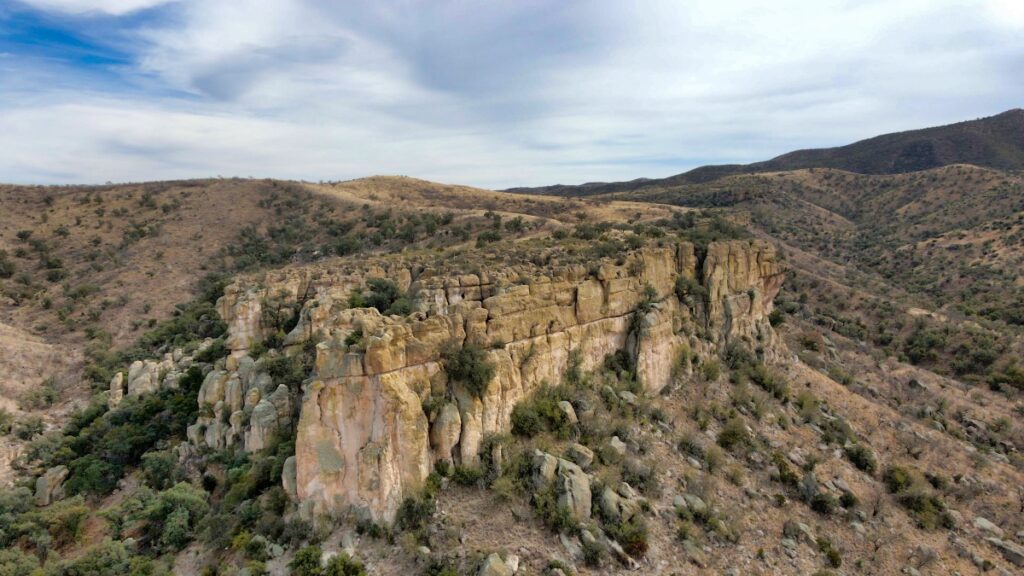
508, 108, 1024, 195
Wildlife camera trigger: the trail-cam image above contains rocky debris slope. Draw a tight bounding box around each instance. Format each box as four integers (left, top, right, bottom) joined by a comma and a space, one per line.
190, 240, 784, 523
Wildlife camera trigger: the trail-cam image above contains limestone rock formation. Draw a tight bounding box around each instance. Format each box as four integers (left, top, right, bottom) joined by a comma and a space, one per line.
208, 241, 784, 523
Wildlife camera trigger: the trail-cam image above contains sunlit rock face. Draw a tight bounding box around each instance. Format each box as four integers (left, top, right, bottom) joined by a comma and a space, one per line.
212, 240, 785, 522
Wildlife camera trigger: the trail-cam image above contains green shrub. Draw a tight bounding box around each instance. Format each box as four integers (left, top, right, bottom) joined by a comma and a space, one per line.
604, 517, 649, 558
581, 534, 607, 567
161, 506, 191, 550
674, 275, 707, 305
61, 384, 199, 496
144, 482, 210, 551
323, 553, 367, 576
723, 341, 756, 369
603, 349, 636, 382
677, 434, 706, 459
772, 452, 799, 486
0, 547, 39, 576
882, 465, 954, 529
717, 417, 750, 452
289, 545, 324, 576
394, 493, 435, 533
896, 491, 954, 530
13, 416, 44, 440
883, 466, 914, 493
845, 444, 877, 474
701, 359, 721, 382
0, 408, 12, 435
748, 364, 789, 400
442, 342, 496, 398
194, 338, 226, 363
509, 385, 572, 439
704, 445, 724, 474
370, 279, 411, 315
476, 230, 502, 246
423, 558, 460, 576
49, 539, 133, 576
532, 485, 577, 534
810, 493, 838, 515
344, 328, 364, 348
839, 491, 859, 509
141, 450, 178, 490
817, 537, 842, 568
0, 250, 14, 279
511, 403, 543, 437
19, 377, 59, 407
451, 465, 484, 487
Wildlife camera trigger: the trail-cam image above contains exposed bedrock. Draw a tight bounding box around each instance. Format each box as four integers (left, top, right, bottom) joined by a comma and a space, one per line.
209, 240, 785, 522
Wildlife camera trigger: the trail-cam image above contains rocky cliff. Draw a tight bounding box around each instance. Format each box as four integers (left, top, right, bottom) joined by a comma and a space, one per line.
193, 240, 785, 523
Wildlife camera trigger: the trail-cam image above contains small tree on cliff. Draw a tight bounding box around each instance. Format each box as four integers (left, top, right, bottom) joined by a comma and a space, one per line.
442, 342, 496, 398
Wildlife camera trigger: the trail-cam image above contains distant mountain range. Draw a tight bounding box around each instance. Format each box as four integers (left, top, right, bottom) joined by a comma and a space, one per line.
508, 108, 1024, 195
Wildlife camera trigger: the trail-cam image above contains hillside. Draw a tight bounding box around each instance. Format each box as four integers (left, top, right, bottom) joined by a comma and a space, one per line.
0, 176, 674, 477
509, 108, 1024, 195
0, 169, 1022, 576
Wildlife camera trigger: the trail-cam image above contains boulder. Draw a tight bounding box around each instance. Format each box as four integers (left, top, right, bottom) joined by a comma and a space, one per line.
556, 401, 578, 425
607, 436, 627, 457
477, 553, 513, 576
245, 399, 279, 452
108, 372, 125, 409
532, 451, 592, 522
975, 516, 1004, 538
782, 520, 815, 545
532, 450, 558, 488
600, 486, 623, 521
682, 494, 708, 515
564, 443, 594, 469
987, 538, 1024, 567
35, 465, 69, 506
556, 458, 591, 521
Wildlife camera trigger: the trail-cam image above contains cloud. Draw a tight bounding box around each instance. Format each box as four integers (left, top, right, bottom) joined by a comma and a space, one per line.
1, 0, 1022, 188
15, 0, 172, 16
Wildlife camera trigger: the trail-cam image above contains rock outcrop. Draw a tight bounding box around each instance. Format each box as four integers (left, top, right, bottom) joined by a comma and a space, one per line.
108, 342, 211, 409
35, 465, 69, 507
186, 354, 291, 452
208, 240, 784, 523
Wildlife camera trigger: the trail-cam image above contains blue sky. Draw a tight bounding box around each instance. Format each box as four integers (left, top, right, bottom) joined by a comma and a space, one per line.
0, 0, 1022, 188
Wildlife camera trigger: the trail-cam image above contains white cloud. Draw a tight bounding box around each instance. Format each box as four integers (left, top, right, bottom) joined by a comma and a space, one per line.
1, 0, 1021, 188
985, 0, 1024, 28
16, 0, 172, 16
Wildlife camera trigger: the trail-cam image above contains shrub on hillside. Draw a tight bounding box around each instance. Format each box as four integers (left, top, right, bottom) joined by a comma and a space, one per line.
845, 444, 878, 474
0, 250, 14, 278
717, 417, 750, 452
442, 342, 495, 398
349, 278, 411, 316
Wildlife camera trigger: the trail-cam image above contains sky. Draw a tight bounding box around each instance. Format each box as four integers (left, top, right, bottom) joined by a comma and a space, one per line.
0, 0, 1021, 189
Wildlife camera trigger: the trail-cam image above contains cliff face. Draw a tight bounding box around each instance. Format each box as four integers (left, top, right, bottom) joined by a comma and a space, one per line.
202, 240, 785, 523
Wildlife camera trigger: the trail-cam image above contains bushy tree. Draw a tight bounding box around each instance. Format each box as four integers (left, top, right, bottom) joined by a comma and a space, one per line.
49, 539, 133, 576
442, 342, 495, 398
